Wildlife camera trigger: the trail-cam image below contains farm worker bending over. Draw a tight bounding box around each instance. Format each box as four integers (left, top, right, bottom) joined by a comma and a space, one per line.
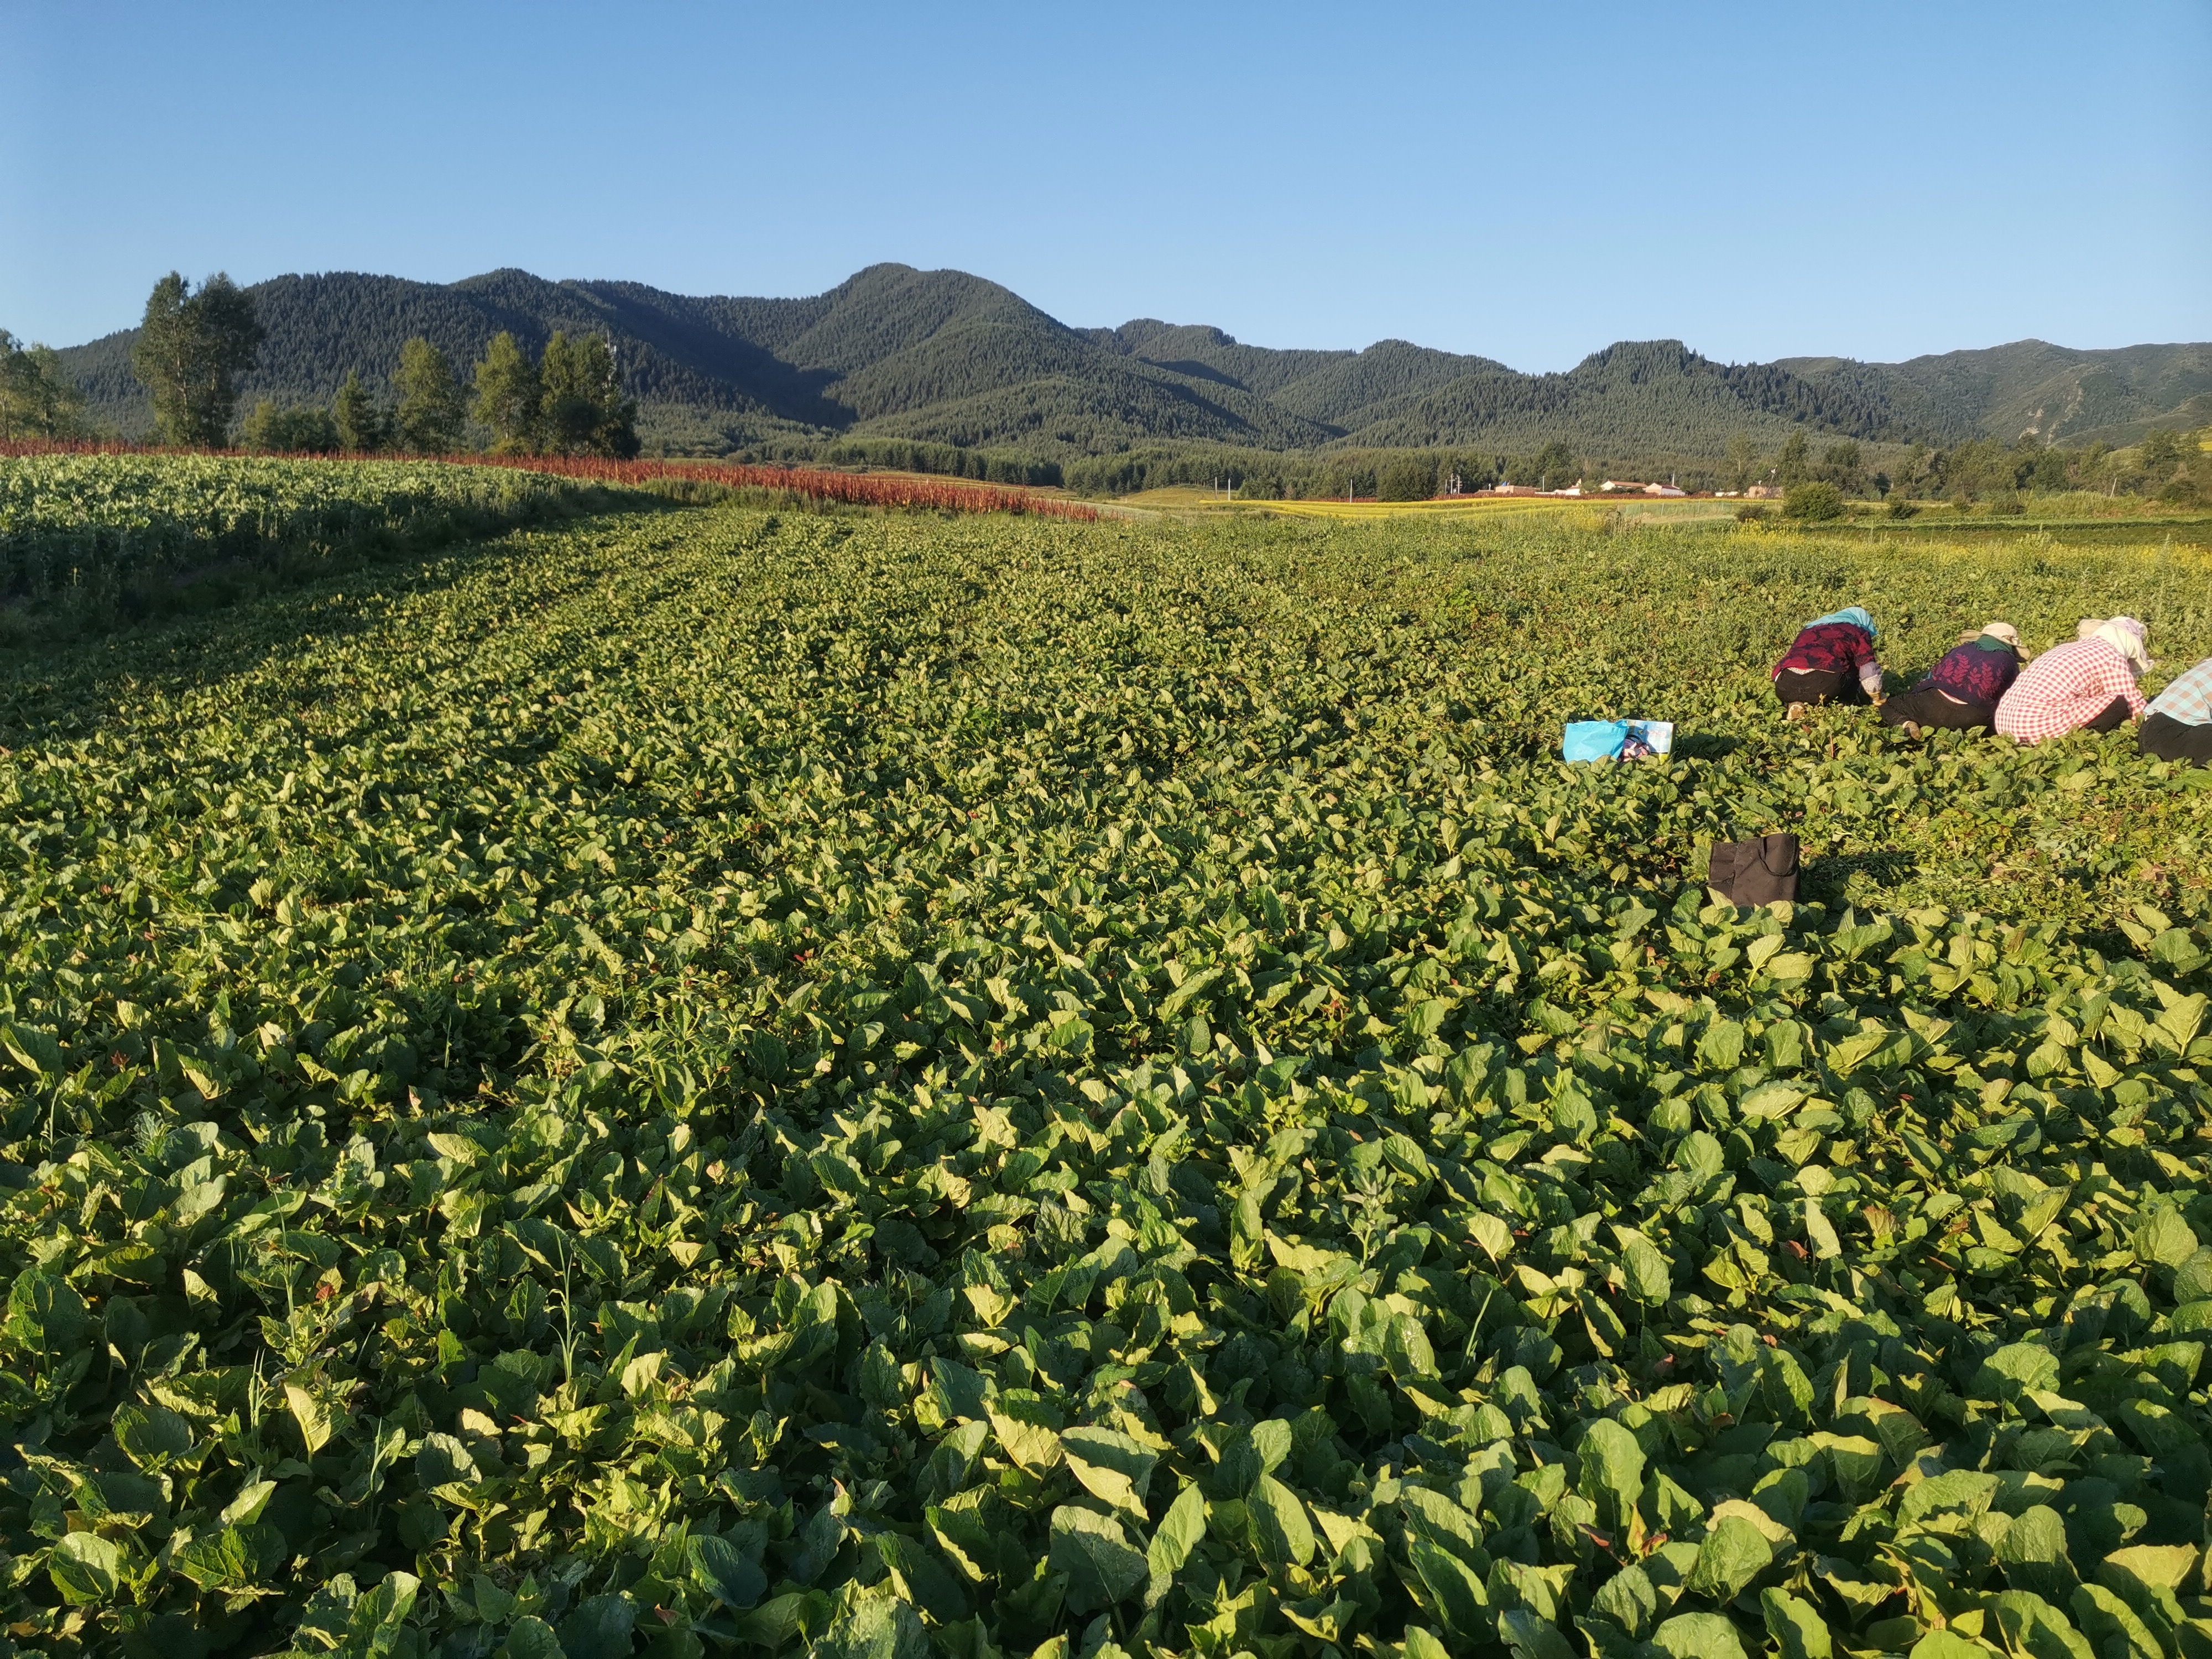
1773, 607, 1883, 721
1878, 622, 2026, 736
2140, 656, 2212, 766
1994, 616, 2150, 745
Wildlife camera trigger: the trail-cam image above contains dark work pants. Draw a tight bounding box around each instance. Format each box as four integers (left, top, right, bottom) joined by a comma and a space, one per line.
1880, 686, 1996, 731
2141, 711, 2212, 764
2084, 695, 2134, 734
1775, 668, 1867, 707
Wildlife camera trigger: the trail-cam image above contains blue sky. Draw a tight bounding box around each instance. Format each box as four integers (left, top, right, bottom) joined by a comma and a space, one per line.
3, 1, 2206, 371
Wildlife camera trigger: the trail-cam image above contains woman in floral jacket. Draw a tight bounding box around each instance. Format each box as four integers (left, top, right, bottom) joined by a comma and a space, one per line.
1879, 622, 2026, 736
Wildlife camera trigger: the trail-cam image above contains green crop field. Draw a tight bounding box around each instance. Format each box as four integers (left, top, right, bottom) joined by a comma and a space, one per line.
7, 458, 2212, 1659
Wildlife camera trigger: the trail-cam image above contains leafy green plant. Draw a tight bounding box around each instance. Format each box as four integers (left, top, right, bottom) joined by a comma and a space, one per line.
2, 465, 2211, 1657
0, 453, 633, 635
1781, 482, 1844, 521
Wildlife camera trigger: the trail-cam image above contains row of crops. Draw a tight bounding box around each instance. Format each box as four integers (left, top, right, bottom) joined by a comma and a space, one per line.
0, 451, 1092, 639
0, 453, 649, 630
487, 455, 1099, 521
3, 469, 2212, 1657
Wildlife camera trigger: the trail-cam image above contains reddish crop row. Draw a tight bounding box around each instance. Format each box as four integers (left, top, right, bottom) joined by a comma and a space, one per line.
494, 452, 1100, 521
0, 440, 1099, 523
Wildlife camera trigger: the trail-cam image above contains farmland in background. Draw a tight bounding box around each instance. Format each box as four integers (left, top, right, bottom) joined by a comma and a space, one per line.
0, 450, 1091, 640
7, 459, 2212, 1657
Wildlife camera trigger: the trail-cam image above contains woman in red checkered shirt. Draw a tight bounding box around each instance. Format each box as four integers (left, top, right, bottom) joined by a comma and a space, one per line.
1992, 617, 2151, 745
1772, 606, 1885, 721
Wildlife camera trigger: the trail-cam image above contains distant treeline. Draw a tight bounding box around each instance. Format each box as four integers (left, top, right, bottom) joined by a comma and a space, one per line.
1052, 427, 2211, 504
1060, 441, 1697, 500
3, 272, 640, 460
813, 439, 1063, 488
679, 425, 2212, 505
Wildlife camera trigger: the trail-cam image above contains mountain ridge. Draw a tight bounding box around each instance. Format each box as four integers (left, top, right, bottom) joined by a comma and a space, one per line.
48, 263, 2210, 460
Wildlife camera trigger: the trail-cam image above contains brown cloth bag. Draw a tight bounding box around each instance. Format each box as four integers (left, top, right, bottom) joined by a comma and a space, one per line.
1708, 833, 1800, 906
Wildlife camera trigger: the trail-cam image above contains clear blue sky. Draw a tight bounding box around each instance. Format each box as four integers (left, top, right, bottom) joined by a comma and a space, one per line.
4, 1, 2206, 371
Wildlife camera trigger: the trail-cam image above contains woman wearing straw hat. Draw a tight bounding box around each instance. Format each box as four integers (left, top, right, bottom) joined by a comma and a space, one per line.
1879, 623, 2028, 737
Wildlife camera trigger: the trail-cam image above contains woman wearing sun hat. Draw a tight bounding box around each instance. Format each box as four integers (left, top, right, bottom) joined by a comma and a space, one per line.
1880, 622, 2027, 737
1994, 617, 2151, 745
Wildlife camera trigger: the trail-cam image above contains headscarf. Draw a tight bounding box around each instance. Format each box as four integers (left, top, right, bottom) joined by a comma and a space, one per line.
1804, 606, 1877, 641
2088, 615, 2151, 675
1968, 622, 2026, 660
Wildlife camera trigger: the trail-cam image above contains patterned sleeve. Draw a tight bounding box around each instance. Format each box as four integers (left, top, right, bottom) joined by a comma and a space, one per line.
2100, 651, 2147, 718
1846, 630, 1882, 693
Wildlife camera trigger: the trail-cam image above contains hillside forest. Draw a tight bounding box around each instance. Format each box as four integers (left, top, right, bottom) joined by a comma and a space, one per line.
6, 268, 2210, 504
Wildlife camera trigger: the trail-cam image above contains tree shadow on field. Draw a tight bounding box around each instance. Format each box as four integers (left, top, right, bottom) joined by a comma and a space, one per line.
0, 510, 653, 749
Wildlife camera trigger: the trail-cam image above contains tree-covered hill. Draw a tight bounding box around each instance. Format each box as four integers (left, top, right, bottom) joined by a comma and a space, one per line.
1328, 341, 1913, 456
1779, 338, 2212, 450
46, 263, 2212, 461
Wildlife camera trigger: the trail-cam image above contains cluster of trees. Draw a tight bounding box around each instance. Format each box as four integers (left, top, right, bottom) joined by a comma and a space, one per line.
1728, 426, 2209, 507
1888, 431, 2208, 506
109, 271, 638, 458
1723, 431, 1875, 495
241, 346, 467, 455
238, 368, 401, 453
131, 273, 265, 446
241, 332, 639, 458
2129, 428, 2212, 504
466, 331, 640, 458
1057, 447, 1485, 500
0, 330, 88, 440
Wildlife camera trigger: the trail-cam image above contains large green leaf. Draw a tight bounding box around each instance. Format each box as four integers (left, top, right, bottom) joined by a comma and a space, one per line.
1650, 1613, 1749, 1659
1048, 1506, 1147, 1613
48, 1533, 125, 1605
1686, 1515, 1773, 1601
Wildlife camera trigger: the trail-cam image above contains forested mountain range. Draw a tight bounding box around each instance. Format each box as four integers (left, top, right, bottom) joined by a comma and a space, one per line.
1778, 340, 2212, 452
49, 263, 2211, 460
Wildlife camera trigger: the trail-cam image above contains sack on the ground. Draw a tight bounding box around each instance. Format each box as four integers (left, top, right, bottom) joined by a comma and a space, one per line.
1562, 719, 1674, 763
1708, 833, 1799, 905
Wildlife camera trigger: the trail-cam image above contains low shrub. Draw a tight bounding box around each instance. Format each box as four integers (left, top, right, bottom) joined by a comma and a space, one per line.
1781, 480, 1845, 521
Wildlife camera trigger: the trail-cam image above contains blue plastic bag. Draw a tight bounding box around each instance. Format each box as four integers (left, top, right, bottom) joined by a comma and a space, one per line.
1562, 720, 1673, 763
